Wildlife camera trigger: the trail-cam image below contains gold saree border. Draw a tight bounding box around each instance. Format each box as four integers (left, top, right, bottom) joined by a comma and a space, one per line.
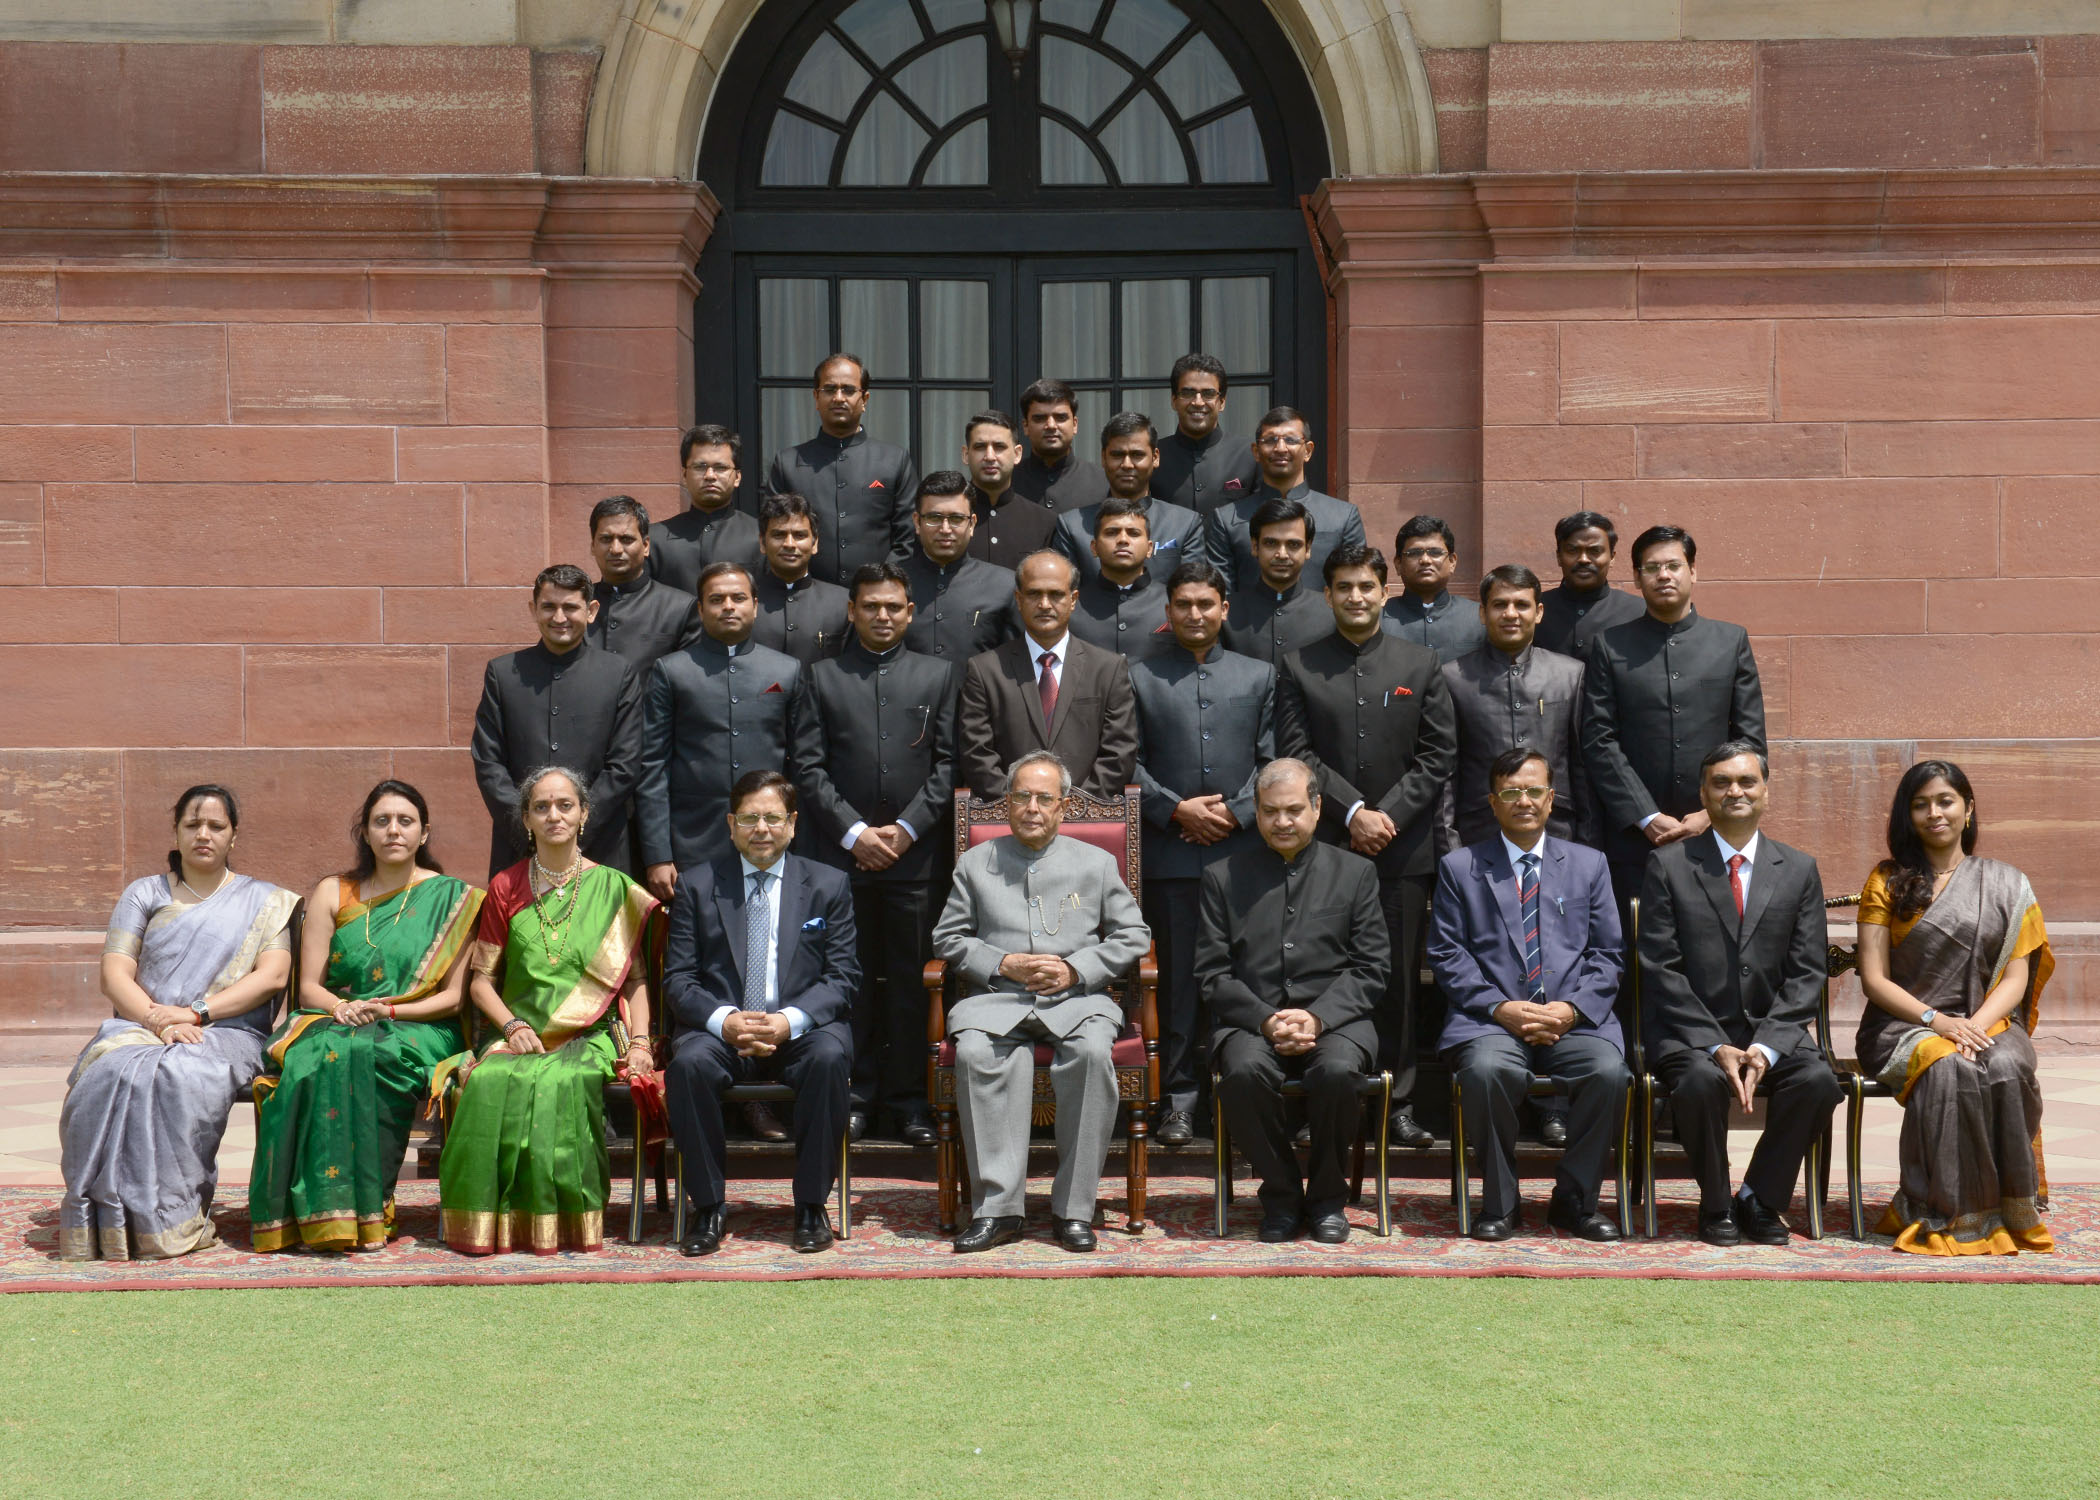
440, 1208, 604, 1256
540, 882, 658, 1047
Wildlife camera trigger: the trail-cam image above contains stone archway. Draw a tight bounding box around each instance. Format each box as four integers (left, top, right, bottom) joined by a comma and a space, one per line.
585, 0, 1442, 180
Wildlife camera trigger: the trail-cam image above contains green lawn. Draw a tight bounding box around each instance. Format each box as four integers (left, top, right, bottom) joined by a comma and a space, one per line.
3, 1279, 2093, 1497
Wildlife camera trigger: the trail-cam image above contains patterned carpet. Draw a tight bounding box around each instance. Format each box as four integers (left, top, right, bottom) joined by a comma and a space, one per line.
5, 1177, 2097, 1290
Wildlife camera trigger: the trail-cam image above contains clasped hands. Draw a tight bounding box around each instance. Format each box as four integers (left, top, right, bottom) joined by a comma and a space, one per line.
1262, 1008, 1321, 1056
1927, 1011, 1995, 1061
141, 1003, 203, 1045
1171, 795, 1239, 846
1712, 1044, 1770, 1113
722, 1010, 792, 1058
1642, 809, 1713, 846
998, 952, 1078, 995
1496, 999, 1578, 1047
851, 823, 915, 872
332, 999, 391, 1027
1348, 806, 1396, 856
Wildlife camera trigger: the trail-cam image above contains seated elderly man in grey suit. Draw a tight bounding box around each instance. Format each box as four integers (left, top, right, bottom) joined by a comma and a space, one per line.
931, 750, 1151, 1254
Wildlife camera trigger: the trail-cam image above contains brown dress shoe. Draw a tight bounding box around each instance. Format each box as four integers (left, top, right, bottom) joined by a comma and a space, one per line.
744, 1101, 788, 1141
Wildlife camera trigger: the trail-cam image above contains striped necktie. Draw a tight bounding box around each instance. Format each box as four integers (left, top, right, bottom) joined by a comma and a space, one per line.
1518, 852, 1545, 1003
745, 870, 774, 1012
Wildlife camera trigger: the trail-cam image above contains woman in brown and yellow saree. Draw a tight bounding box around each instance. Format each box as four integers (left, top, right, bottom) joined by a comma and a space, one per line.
437, 766, 658, 1254
1856, 760, 2053, 1255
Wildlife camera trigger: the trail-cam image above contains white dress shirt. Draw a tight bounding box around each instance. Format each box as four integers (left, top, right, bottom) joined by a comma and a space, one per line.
706, 855, 811, 1041
1708, 828, 1774, 1067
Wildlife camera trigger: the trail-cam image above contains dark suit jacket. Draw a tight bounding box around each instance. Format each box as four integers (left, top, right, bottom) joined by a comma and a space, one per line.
1276, 630, 1457, 880
648, 505, 763, 594
1222, 580, 1334, 664
763, 430, 918, 585
1050, 494, 1208, 588
1130, 645, 1274, 881
662, 854, 859, 1037
1536, 582, 1645, 661
1205, 483, 1365, 593
898, 548, 1018, 669
750, 570, 850, 666
1429, 835, 1624, 1054
793, 641, 958, 885
1581, 609, 1765, 864
1638, 832, 1827, 1063
958, 633, 1139, 799
1067, 574, 1175, 665
1195, 840, 1387, 1059
470, 640, 642, 877
1439, 643, 1590, 850
638, 636, 805, 870
588, 573, 701, 666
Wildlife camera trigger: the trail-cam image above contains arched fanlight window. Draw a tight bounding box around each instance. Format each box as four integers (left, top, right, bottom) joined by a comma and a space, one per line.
759, 0, 1273, 189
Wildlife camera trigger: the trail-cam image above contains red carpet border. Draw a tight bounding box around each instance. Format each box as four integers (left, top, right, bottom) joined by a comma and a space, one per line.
4, 1178, 2097, 1291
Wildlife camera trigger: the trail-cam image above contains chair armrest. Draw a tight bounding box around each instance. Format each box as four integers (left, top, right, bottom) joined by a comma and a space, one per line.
1134, 944, 1160, 1042
923, 958, 949, 1043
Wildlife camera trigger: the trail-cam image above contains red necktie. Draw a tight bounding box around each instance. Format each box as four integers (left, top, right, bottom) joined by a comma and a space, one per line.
1727, 853, 1746, 918
1038, 650, 1059, 727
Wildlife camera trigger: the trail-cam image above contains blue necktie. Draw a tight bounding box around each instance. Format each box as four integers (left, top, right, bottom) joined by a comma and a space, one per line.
1518, 853, 1545, 1004
745, 871, 774, 1012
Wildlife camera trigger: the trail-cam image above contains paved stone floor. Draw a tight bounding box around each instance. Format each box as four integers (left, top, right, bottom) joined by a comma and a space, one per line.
6, 1055, 2099, 1189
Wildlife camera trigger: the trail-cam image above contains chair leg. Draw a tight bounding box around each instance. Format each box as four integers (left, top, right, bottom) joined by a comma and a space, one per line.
935, 1106, 959, 1234
1847, 1081, 1868, 1241
672, 1149, 688, 1245
1449, 1071, 1471, 1238
1614, 1079, 1634, 1241
837, 1127, 852, 1242
1640, 1075, 1660, 1240
628, 1134, 646, 1244
1212, 1085, 1231, 1239
1803, 1134, 1825, 1241
1373, 1073, 1392, 1238
1126, 1102, 1149, 1234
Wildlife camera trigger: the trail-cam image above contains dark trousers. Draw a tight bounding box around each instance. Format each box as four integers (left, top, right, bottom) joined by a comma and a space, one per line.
1376, 873, 1434, 1110
848, 880, 936, 1120
666, 1023, 851, 1208
1654, 1044, 1842, 1213
1145, 878, 1205, 1116
1214, 1028, 1371, 1217
1446, 1031, 1630, 1219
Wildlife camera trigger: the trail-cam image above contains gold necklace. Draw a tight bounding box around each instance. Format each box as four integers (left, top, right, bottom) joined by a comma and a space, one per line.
360, 872, 421, 951
529, 857, 584, 967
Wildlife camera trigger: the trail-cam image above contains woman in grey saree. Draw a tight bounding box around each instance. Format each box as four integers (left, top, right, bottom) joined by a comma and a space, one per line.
1856, 761, 2053, 1256
59, 785, 298, 1261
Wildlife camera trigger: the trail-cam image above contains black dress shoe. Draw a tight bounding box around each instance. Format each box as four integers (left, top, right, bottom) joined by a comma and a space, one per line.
898, 1112, 937, 1147
1469, 1207, 1521, 1242
679, 1205, 725, 1257
1308, 1210, 1350, 1244
1734, 1192, 1792, 1246
1539, 1116, 1570, 1149
1155, 1109, 1195, 1147
1547, 1200, 1622, 1242
1390, 1109, 1434, 1148
845, 1110, 868, 1143
792, 1203, 834, 1253
952, 1215, 1026, 1253
744, 1101, 788, 1141
1698, 1205, 1742, 1246
1053, 1218, 1097, 1253
1257, 1210, 1303, 1243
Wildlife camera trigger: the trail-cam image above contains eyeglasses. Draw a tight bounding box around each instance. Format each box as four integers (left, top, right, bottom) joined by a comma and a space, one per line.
1173, 387, 1220, 401
1010, 792, 1063, 808
919, 512, 971, 529
1401, 547, 1449, 562
733, 813, 791, 829
687, 462, 735, 476
1492, 786, 1553, 803
1255, 434, 1304, 448
1638, 560, 1687, 577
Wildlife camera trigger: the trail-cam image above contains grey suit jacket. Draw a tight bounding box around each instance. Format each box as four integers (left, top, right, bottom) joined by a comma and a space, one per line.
1130, 645, 1274, 881
1581, 608, 1765, 864
958, 633, 1139, 799
1050, 494, 1208, 589
1205, 483, 1365, 594
932, 833, 1151, 1039
638, 635, 805, 870
1438, 643, 1591, 851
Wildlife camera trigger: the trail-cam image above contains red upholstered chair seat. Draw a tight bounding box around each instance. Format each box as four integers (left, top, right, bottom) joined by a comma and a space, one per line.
933, 1027, 1150, 1070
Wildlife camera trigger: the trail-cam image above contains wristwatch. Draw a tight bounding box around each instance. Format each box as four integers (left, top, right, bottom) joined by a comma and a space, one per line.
190, 1000, 212, 1025
1919, 1007, 1938, 1026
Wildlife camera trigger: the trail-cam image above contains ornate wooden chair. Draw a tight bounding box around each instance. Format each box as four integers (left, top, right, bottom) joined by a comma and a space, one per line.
1212, 1071, 1394, 1237
923, 785, 1160, 1234
1630, 896, 1839, 1240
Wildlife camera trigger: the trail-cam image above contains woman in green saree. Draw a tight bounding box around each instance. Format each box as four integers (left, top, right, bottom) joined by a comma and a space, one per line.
249, 780, 484, 1252
438, 766, 659, 1255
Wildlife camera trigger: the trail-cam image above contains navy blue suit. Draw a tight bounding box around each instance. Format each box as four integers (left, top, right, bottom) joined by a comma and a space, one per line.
1429, 835, 1628, 1219
663, 854, 860, 1208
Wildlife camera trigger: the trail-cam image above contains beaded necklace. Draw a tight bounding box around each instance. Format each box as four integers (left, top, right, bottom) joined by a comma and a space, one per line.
529, 855, 585, 967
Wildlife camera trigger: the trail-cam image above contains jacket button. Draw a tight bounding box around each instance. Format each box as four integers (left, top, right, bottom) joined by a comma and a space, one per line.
550, 741, 560, 751
1283, 941, 1295, 949
1740, 965, 1750, 976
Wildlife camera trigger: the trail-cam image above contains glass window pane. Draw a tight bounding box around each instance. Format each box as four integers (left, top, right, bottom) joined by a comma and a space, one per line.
1098, 91, 1186, 184
1155, 32, 1239, 119
1041, 282, 1110, 381
919, 0, 981, 33
1190, 106, 1266, 183
1039, 117, 1107, 185
920, 388, 989, 469
759, 279, 831, 380
1118, 390, 1172, 428
1072, 389, 1112, 454
1100, 0, 1185, 66
1216, 382, 1267, 447
1039, 0, 1100, 31
895, 36, 986, 127
760, 114, 839, 186
841, 280, 910, 382
922, 281, 989, 381
1201, 277, 1269, 375
922, 117, 988, 185
784, 32, 871, 121
762, 386, 812, 462
862, 387, 913, 453
841, 91, 929, 185
836, 0, 923, 67
1039, 35, 1128, 129
1121, 279, 1189, 381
